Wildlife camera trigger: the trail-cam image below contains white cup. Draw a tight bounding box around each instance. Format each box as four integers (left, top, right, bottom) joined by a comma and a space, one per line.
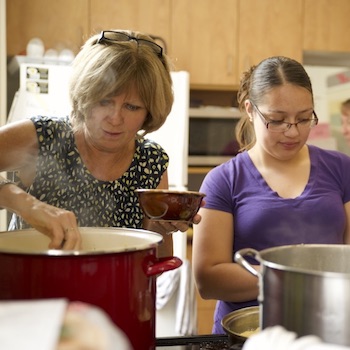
26, 38, 45, 58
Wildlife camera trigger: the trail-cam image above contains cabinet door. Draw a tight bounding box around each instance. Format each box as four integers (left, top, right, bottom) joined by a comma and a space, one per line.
6, 0, 89, 56
90, 0, 171, 55
304, 0, 350, 52
171, 0, 239, 88
238, 0, 303, 76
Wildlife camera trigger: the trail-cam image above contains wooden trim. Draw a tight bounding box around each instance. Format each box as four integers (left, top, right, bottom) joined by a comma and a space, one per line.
190, 83, 239, 91
188, 167, 214, 174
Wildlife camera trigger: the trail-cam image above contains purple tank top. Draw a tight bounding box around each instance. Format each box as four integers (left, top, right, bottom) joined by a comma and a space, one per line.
199, 145, 350, 333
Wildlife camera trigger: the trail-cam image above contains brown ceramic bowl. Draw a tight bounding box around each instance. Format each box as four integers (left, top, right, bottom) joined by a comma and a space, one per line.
221, 306, 260, 344
135, 189, 205, 221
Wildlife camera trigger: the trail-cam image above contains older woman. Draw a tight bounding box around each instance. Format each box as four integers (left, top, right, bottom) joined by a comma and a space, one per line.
0, 30, 199, 255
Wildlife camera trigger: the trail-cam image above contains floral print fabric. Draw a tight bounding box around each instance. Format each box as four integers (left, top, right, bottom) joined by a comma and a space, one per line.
11, 116, 168, 229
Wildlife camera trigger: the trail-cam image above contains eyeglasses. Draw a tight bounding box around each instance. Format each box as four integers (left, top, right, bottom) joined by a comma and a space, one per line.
251, 102, 318, 133
97, 30, 163, 58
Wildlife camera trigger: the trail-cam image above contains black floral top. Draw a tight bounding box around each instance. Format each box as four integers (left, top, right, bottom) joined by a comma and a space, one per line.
10, 116, 168, 229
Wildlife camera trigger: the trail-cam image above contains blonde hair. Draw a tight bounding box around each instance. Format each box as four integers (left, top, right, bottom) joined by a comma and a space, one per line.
69, 30, 174, 135
236, 56, 313, 151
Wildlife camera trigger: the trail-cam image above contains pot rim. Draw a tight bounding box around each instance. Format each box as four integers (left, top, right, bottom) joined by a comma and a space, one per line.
0, 227, 163, 256
257, 244, 350, 278
135, 188, 206, 197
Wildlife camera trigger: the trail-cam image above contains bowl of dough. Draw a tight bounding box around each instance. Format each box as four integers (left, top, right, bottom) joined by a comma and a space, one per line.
135, 189, 205, 222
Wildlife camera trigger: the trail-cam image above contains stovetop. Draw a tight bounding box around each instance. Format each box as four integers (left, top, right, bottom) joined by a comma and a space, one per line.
155, 335, 244, 350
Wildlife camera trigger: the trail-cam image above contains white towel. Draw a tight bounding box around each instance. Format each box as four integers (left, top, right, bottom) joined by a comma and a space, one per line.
243, 326, 350, 350
156, 266, 181, 310
156, 259, 197, 335
175, 259, 197, 335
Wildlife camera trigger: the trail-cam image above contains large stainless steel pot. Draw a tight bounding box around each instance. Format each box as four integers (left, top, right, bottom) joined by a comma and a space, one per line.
0, 227, 182, 350
235, 244, 350, 346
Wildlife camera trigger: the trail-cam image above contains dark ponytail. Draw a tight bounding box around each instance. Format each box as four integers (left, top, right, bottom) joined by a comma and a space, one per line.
236, 66, 256, 151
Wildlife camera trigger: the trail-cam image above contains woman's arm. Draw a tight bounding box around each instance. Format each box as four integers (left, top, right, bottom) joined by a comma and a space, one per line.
0, 179, 81, 249
0, 120, 81, 250
0, 119, 39, 172
192, 207, 259, 302
142, 170, 202, 257
143, 171, 177, 257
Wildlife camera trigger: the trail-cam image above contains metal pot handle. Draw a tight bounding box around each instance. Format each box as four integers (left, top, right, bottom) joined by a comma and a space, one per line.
234, 248, 261, 277
144, 256, 183, 277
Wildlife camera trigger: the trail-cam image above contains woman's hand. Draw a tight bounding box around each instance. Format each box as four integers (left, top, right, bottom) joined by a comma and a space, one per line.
143, 202, 204, 257
150, 220, 190, 235
21, 200, 82, 250
143, 193, 205, 233
147, 198, 204, 235
0, 182, 81, 250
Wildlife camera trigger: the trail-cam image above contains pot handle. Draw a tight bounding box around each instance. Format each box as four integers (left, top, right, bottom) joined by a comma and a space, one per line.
234, 248, 261, 278
144, 256, 183, 277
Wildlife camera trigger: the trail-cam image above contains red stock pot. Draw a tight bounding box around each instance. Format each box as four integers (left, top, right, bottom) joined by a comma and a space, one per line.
0, 227, 182, 350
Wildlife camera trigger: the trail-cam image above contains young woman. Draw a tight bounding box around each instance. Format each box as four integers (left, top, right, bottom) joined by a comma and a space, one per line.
192, 56, 350, 333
